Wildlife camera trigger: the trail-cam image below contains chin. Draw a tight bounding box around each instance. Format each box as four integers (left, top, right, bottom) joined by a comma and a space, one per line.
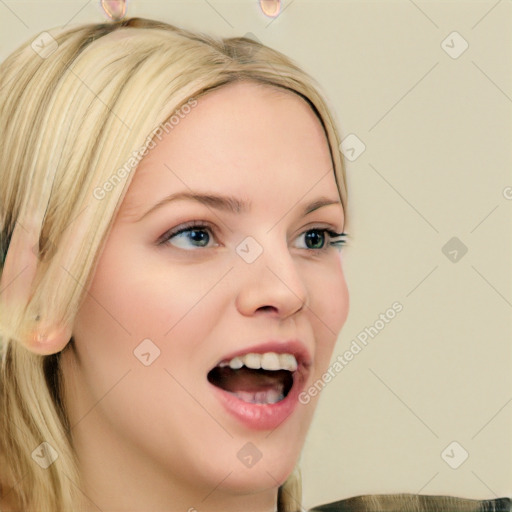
199, 436, 301, 494
211, 465, 292, 495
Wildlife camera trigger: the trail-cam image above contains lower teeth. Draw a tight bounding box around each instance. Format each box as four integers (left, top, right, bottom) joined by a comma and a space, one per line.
230, 389, 285, 404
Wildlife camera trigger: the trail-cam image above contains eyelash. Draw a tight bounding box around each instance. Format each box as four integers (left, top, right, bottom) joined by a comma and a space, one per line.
157, 221, 347, 253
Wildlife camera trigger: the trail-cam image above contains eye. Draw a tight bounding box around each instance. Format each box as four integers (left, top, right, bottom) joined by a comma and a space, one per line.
158, 222, 348, 253
296, 228, 347, 252
158, 221, 217, 250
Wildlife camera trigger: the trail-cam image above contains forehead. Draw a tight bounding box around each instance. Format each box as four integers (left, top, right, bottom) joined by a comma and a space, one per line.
119, 81, 336, 220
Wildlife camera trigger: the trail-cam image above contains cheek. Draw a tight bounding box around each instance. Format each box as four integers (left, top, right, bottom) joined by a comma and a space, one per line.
68, 251, 222, 438
307, 259, 349, 367
78, 245, 210, 341
72, 244, 226, 385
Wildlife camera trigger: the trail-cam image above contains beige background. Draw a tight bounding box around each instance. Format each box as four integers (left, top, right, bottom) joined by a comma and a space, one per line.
1, 1, 510, 509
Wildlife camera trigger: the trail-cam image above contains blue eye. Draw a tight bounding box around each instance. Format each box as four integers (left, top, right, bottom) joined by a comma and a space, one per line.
159, 222, 214, 250
158, 222, 347, 252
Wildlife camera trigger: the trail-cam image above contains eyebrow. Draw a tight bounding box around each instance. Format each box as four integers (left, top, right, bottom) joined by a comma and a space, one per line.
136, 191, 342, 222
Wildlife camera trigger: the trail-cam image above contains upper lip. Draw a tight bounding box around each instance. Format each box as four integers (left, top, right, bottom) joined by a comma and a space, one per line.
213, 340, 313, 370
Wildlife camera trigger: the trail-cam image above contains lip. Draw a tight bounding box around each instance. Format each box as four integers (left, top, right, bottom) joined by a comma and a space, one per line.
208, 339, 312, 430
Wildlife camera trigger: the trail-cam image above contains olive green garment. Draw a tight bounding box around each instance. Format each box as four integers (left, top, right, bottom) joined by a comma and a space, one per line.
308, 493, 512, 512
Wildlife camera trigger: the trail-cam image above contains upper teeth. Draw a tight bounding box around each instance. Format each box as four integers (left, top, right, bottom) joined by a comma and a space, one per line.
219, 352, 298, 372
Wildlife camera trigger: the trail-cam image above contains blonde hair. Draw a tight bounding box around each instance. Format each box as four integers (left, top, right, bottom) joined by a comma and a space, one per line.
0, 17, 348, 511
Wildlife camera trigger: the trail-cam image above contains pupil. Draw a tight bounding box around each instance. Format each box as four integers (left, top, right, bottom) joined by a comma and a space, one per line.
190, 230, 208, 246
306, 230, 324, 249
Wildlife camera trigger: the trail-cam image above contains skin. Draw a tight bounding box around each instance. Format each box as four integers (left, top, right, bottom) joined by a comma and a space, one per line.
58, 80, 350, 512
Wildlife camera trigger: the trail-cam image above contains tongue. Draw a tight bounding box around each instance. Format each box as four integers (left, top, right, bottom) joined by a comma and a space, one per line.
211, 367, 288, 394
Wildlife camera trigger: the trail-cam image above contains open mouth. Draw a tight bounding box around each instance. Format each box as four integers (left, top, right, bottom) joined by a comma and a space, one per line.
207, 353, 297, 405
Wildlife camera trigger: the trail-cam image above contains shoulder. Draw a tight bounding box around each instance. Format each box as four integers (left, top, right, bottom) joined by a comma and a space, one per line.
307, 493, 512, 512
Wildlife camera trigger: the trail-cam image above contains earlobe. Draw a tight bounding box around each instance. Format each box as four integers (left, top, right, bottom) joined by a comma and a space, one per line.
25, 321, 73, 356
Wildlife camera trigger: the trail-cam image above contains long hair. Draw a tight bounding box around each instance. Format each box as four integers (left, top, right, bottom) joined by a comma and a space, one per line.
0, 17, 348, 512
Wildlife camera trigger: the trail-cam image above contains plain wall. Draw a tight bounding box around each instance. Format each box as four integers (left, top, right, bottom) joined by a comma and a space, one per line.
1, 1, 510, 509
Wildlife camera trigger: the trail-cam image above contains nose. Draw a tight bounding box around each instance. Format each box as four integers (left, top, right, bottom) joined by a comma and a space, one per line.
235, 240, 308, 320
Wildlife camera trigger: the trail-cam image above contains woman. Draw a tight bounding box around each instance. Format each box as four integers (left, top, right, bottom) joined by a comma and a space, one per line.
0, 16, 509, 512
0, 15, 349, 511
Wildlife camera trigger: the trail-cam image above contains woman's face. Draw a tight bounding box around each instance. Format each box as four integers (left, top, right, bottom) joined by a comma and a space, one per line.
62, 80, 349, 507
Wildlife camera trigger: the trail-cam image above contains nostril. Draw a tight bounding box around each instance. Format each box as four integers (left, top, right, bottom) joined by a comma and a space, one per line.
257, 306, 277, 313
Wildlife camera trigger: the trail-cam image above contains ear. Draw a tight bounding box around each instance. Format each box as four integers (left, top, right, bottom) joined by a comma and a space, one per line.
0, 218, 73, 356
24, 321, 73, 356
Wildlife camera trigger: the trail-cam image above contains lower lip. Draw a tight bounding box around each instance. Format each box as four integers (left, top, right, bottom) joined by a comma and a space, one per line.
209, 371, 306, 431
